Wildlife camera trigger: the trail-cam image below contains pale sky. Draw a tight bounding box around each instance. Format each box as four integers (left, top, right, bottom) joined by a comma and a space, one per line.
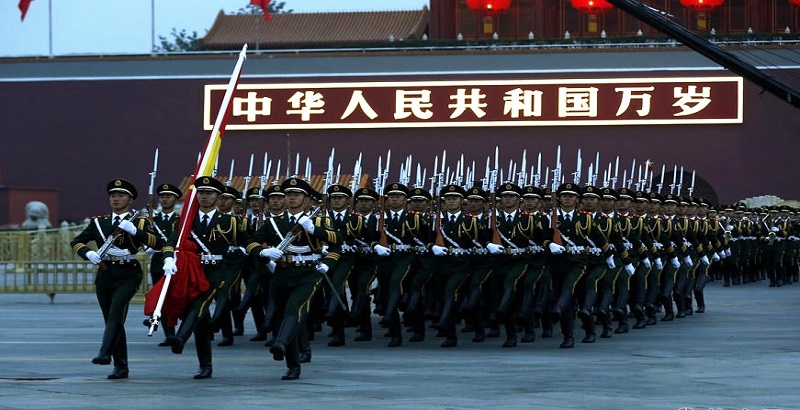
2, 0, 430, 57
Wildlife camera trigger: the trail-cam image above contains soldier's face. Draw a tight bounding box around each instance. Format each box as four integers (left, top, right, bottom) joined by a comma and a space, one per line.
466, 198, 485, 214
329, 196, 349, 212
677, 204, 689, 216
600, 198, 616, 213
197, 190, 218, 211
285, 192, 306, 210
500, 194, 519, 210
633, 200, 647, 214
159, 194, 177, 210
109, 192, 132, 213
698, 206, 709, 217
581, 197, 599, 212
443, 196, 462, 212
268, 195, 285, 212
386, 194, 407, 210
663, 202, 677, 215
355, 198, 375, 214
559, 193, 578, 210
522, 197, 539, 212
617, 198, 631, 212
217, 196, 234, 213
248, 198, 262, 211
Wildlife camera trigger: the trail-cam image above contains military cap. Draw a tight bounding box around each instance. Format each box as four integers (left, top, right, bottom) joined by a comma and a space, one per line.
310, 188, 323, 202
466, 187, 489, 201
698, 198, 711, 207
687, 196, 699, 206
780, 205, 791, 212
384, 182, 409, 197
221, 185, 240, 199
648, 192, 664, 203
768, 206, 779, 213
410, 187, 432, 201
617, 188, 634, 200
156, 182, 182, 199
634, 190, 649, 202
497, 182, 523, 197
522, 186, 544, 199
440, 184, 466, 198
281, 177, 313, 195
355, 187, 380, 201
601, 187, 619, 200
581, 186, 601, 198
327, 184, 352, 198
107, 178, 138, 200
263, 184, 284, 197
194, 176, 224, 194
556, 183, 580, 196
246, 187, 264, 199
677, 196, 690, 206
663, 194, 678, 204
723, 204, 735, 212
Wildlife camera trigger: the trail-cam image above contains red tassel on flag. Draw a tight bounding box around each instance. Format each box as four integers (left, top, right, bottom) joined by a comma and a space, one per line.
144, 240, 209, 326
249, 0, 272, 22
19, 0, 33, 21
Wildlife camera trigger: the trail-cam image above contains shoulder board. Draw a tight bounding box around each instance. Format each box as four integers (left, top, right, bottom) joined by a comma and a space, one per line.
350, 211, 362, 217
579, 211, 591, 215
93, 214, 109, 219
408, 211, 420, 215
520, 211, 531, 216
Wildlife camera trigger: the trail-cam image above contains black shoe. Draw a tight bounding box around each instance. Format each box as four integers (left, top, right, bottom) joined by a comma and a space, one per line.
217, 336, 234, 347
327, 336, 345, 347
601, 328, 614, 338
441, 338, 458, 348
577, 308, 591, 320
632, 319, 647, 330
486, 328, 500, 338
614, 324, 629, 334
164, 335, 184, 354
550, 309, 562, 323
264, 336, 276, 347
646, 317, 657, 326
560, 337, 575, 348
269, 343, 286, 361
250, 333, 267, 342
282, 367, 301, 380
676, 310, 686, 318
298, 351, 312, 363
107, 366, 129, 379
696, 306, 705, 313
409, 333, 424, 343
232, 327, 244, 336
661, 313, 674, 322
387, 336, 402, 347
541, 327, 553, 338
91, 354, 112, 365
582, 333, 596, 343
157, 339, 171, 347
520, 332, 535, 343
502, 337, 518, 348
193, 367, 212, 379
354, 333, 372, 342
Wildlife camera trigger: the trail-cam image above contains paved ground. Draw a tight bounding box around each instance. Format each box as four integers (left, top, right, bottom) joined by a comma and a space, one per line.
0, 281, 798, 410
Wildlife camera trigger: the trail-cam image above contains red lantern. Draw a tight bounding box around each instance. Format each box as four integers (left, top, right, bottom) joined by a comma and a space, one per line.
790, 0, 800, 7
679, 0, 724, 13
466, 0, 512, 17
570, 0, 614, 15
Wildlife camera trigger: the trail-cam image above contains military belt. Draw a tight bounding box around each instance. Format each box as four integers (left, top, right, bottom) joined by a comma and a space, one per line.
102, 254, 137, 262
565, 246, 587, 255
282, 253, 322, 265
200, 254, 224, 265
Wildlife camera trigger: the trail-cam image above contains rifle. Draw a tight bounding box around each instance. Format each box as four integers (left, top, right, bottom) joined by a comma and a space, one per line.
97, 210, 140, 270
376, 154, 389, 247
551, 146, 563, 246
322, 148, 335, 220
147, 148, 158, 225
275, 207, 323, 259
257, 152, 270, 230
489, 147, 501, 245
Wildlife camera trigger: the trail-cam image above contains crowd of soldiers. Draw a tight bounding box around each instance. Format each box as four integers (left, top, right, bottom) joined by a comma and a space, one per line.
72, 167, 800, 381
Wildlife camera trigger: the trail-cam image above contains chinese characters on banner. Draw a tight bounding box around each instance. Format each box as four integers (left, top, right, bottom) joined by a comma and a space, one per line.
203, 77, 743, 130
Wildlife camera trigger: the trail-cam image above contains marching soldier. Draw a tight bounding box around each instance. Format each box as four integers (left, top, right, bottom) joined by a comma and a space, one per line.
459, 186, 495, 343
518, 186, 551, 343
71, 178, 162, 379
215, 185, 246, 346
247, 177, 343, 380
616, 188, 656, 330
348, 187, 381, 342
403, 187, 436, 343
161, 176, 250, 379
148, 182, 182, 346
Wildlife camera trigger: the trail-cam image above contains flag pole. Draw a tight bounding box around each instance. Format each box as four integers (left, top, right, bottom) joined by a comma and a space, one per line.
48, 0, 53, 57
150, 0, 155, 52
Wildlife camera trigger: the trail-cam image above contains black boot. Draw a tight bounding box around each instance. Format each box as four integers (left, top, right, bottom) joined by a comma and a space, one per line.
193, 326, 213, 379
517, 290, 534, 322
158, 325, 176, 347
581, 317, 596, 343
495, 287, 515, 321
660, 295, 675, 322
354, 302, 373, 342
434, 296, 456, 331
540, 318, 554, 338
208, 297, 228, 332
694, 290, 706, 313
92, 321, 121, 365
108, 329, 128, 379
472, 313, 486, 343
165, 311, 201, 354
502, 318, 518, 347
269, 318, 299, 362
379, 291, 401, 326
327, 309, 346, 347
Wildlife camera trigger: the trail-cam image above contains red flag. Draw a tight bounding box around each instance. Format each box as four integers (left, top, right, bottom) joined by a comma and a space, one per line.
19, 0, 33, 21
250, 0, 272, 22
144, 241, 209, 326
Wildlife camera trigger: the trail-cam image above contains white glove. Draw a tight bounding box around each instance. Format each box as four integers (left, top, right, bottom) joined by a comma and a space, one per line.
298, 216, 315, 233
85, 250, 102, 265
118, 220, 137, 235
321, 245, 329, 255
487, 243, 505, 254
374, 244, 391, 257
548, 243, 565, 255
670, 257, 680, 268
260, 247, 283, 261
725, 248, 731, 257
700, 255, 710, 265
642, 258, 652, 268
163, 257, 177, 275
624, 263, 635, 276
606, 256, 616, 269
684, 255, 693, 266
266, 260, 277, 273
316, 263, 329, 274
145, 247, 158, 255
431, 245, 448, 256
770, 226, 779, 233
711, 252, 720, 262
654, 258, 664, 270
726, 225, 733, 231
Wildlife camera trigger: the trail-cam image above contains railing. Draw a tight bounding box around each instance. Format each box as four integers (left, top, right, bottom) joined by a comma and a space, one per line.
0, 225, 151, 302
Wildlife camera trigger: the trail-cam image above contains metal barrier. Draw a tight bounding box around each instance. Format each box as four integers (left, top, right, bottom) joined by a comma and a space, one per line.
0, 225, 152, 302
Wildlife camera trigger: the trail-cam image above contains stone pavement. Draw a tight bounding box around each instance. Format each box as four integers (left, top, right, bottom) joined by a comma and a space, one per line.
0, 281, 798, 410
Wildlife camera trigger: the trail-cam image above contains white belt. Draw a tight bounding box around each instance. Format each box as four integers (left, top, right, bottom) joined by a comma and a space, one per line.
683, 241, 692, 248
392, 244, 413, 252
527, 245, 545, 254
587, 247, 602, 255
282, 254, 321, 263
565, 246, 586, 254
102, 254, 137, 262
654, 243, 664, 250
449, 248, 471, 256
201, 254, 224, 262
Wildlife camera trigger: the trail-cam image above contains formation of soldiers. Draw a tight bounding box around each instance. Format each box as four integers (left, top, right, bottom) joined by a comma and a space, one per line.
73, 151, 800, 381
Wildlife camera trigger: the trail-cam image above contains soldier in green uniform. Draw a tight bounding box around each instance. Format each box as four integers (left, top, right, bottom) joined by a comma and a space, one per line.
518, 186, 551, 343
247, 177, 343, 380
348, 187, 380, 342
761, 207, 787, 287
615, 188, 656, 330
161, 176, 250, 379
148, 182, 182, 346
215, 185, 246, 346
403, 187, 436, 343
71, 178, 162, 379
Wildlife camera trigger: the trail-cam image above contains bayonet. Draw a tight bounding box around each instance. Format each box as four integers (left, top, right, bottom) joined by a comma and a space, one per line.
227, 159, 235, 187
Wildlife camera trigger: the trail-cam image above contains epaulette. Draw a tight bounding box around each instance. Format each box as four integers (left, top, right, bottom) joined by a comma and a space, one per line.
350, 211, 362, 217
601, 214, 612, 219
578, 211, 591, 215
520, 211, 531, 216
408, 210, 421, 215
93, 214, 109, 219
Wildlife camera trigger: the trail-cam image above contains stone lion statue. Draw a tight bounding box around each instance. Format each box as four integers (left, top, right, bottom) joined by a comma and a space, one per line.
22, 201, 52, 229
